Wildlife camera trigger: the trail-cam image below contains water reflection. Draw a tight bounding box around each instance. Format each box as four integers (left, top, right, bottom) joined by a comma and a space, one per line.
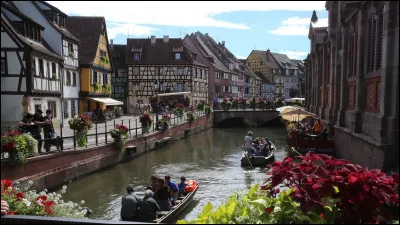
57, 127, 289, 221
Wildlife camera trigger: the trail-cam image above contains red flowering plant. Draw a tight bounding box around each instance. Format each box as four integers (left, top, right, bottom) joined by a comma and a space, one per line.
158, 114, 171, 131
174, 103, 185, 118
68, 115, 92, 131
1, 130, 38, 165
239, 98, 250, 109
197, 99, 205, 111
257, 97, 266, 110
139, 112, 153, 129
186, 106, 196, 122
1, 179, 87, 218
231, 97, 239, 109
220, 98, 232, 111
261, 152, 399, 224
110, 124, 128, 141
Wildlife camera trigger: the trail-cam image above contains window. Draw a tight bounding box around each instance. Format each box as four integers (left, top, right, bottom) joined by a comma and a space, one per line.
215, 85, 220, 93
39, 59, 44, 76
133, 52, 141, 60
34, 104, 42, 112
68, 43, 73, 55
367, 6, 384, 73
99, 50, 106, 58
177, 83, 185, 92
175, 68, 183, 76
1, 59, 5, 74
63, 101, 69, 119
216, 72, 221, 79
175, 53, 181, 60
46, 61, 50, 77
71, 100, 76, 118
224, 86, 229, 92
93, 71, 98, 84
72, 72, 76, 86
103, 73, 108, 85
48, 101, 57, 118
52, 63, 56, 78
66, 71, 71, 85
223, 73, 229, 80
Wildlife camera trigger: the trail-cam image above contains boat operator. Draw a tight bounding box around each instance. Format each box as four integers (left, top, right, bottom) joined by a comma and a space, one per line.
243, 131, 255, 157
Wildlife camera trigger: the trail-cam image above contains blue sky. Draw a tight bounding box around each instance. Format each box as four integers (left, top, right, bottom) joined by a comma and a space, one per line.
49, 1, 328, 60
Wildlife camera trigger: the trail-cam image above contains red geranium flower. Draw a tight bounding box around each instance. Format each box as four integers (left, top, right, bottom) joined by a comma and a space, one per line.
320, 213, 325, 220
9, 211, 18, 215
35, 195, 47, 202
15, 192, 24, 200
265, 207, 273, 213
1, 180, 13, 189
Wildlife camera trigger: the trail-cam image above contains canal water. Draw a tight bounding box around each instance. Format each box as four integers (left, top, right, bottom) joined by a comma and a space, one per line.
58, 127, 290, 222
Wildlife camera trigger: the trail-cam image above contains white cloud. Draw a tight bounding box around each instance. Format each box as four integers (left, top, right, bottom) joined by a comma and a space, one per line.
107, 22, 159, 39
236, 56, 247, 59
269, 17, 328, 36
279, 51, 308, 60
48, 1, 326, 38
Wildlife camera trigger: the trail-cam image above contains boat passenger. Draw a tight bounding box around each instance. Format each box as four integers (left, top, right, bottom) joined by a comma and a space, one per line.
243, 131, 255, 157
150, 175, 158, 192
121, 185, 142, 221
178, 176, 188, 197
154, 178, 172, 211
165, 176, 179, 205
138, 190, 160, 222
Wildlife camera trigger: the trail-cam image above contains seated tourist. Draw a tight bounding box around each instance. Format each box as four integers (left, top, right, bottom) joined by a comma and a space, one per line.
178, 176, 188, 197
313, 119, 323, 134
154, 178, 172, 211
121, 185, 142, 221
165, 176, 179, 205
138, 190, 160, 222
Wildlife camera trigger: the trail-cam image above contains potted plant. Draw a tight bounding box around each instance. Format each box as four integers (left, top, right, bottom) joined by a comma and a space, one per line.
239, 98, 250, 110
105, 84, 112, 92
139, 112, 152, 134
68, 115, 92, 147
93, 83, 102, 92
186, 106, 196, 123
110, 124, 128, 152
157, 114, 171, 131
204, 104, 212, 117
220, 98, 232, 111
174, 103, 184, 119
231, 97, 239, 109
257, 98, 266, 110
197, 99, 205, 111
1, 131, 38, 165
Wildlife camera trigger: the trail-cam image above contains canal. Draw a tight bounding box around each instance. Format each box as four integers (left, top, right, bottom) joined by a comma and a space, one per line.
58, 127, 290, 222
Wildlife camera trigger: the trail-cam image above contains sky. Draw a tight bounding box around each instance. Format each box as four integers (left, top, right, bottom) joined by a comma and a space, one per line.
48, 1, 328, 60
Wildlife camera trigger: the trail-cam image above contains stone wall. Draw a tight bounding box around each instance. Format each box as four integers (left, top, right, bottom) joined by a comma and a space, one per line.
1, 115, 213, 191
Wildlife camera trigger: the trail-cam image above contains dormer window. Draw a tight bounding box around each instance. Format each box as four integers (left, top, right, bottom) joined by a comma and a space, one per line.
175, 53, 181, 60
133, 52, 141, 60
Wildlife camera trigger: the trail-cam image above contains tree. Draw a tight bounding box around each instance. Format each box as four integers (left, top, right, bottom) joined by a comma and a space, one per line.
289, 88, 298, 98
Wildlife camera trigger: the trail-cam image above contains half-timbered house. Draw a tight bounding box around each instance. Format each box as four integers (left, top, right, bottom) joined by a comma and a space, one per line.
126, 36, 208, 112
65, 16, 117, 115
305, 2, 399, 172
12, 0, 80, 124
1, 2, 63, 129
110, 42, 128, 113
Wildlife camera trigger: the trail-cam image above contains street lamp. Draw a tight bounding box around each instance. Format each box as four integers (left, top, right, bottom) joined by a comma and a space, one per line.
154, 80, 160, 130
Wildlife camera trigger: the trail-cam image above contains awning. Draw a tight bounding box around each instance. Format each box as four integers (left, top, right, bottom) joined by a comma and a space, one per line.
88, 97, 124, 106
152, 91, 192, 97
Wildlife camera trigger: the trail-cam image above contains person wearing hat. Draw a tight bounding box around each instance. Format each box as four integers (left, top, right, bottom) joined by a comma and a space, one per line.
121, 185, 142, 221
243, 131, 254, 157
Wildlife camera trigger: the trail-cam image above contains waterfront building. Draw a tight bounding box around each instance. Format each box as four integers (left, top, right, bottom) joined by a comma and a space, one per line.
126, 36, 208, 111
291, 59, 306, 97
109, 42, 128, 114
12, 1, 80, 125
270, 53, 301, 100
183, 32, 230, 100
305, 1, 399, 172
1, 2, 63, 129
65, 16, 116, 115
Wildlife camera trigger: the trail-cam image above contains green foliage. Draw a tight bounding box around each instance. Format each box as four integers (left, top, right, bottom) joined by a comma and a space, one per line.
93, 82, 102, 92
177, 185, 321, 224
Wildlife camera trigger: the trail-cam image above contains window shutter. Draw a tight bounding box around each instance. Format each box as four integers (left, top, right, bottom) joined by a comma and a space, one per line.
376, 6, 384, 70
348, 35, 353, 78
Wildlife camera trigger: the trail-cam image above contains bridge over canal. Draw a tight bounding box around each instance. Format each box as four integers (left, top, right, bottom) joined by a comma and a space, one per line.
213, 110, 280, 127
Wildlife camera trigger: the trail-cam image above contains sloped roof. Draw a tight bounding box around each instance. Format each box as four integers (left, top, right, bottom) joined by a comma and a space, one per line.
270, 53, 298, 69
30, 1, 79, 42
110, 44, 126, 69
65, 16, 104, 65
1, 9, 62, 60
126, 37, 204, 66
253, 50, 281, 70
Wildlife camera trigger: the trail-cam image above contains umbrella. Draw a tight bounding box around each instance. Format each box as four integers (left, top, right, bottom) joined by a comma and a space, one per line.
276, 105, 304, 113
280, 108, 316, 122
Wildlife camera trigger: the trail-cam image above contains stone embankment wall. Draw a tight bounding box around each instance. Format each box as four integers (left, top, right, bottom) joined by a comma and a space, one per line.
1, 115, 213, 191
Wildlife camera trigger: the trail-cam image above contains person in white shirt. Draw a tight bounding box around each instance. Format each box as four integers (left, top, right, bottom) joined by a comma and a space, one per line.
243, 131, 254, 156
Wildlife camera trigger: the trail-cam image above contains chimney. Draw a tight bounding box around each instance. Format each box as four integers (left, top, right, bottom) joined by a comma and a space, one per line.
266, 49, 270, 60
163, 35, 169, 43
222, 41, 225, 47
110, 39, 113, 50
151, 35, 156, 45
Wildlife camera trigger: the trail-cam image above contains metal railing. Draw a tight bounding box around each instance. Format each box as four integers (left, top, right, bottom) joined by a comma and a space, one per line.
1, 111, 206, 159
1, 215, 155, 224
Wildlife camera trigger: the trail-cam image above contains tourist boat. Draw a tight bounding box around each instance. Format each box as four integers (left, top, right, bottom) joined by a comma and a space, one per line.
287, 133, 336, 155
153, 184, 200, 224
240, 142, 276, 167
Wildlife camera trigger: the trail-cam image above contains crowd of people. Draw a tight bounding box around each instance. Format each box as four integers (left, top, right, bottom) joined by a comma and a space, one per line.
120, 175, 190, 222
288, 119, 329, 142
17, 109, 60, 153
243, 131, 274, 157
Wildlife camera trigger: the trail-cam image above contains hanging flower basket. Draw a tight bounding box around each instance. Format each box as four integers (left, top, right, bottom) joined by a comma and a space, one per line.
140, 112, 153, 134
110, 124, 128, 152
68, 115, 92, 147
221, 98, 232, 111
174, 103, 185, 118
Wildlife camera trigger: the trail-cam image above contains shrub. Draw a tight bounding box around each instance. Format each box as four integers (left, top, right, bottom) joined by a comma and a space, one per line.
1, 131, 38, 165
